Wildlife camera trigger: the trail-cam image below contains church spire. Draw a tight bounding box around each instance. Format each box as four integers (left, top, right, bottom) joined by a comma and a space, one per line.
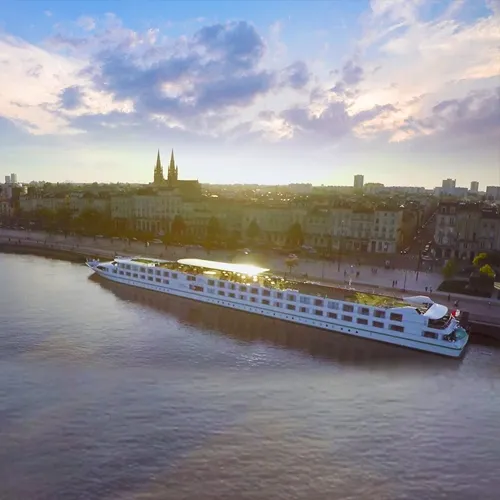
167, 149, 178, 185
153, 149, 164, 185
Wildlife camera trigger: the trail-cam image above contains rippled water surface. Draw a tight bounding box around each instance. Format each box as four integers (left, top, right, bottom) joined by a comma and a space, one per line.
1, 253, 500, 500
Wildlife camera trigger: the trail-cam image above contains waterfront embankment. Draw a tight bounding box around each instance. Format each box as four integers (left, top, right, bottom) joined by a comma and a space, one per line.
1, 231, 499, 340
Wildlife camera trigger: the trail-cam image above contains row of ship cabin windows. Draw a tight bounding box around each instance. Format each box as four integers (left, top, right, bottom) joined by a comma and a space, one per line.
108, 268, 442, 340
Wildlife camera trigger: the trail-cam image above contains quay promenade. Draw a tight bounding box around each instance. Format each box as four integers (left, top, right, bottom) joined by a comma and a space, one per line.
1, 229, 499, 325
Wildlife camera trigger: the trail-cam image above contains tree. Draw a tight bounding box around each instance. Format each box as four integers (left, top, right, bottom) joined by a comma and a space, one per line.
287, 222, 304, 247
442, 259, 458, 279
479, 264, 495, 278
246, 219, 260, 240
473, 252, 488, 267
171, 215, 186, 241
285, 254, 299, 274
206, 216, 222, 243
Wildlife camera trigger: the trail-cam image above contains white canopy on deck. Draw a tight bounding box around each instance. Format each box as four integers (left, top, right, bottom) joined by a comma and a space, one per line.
177, 258, 269, 275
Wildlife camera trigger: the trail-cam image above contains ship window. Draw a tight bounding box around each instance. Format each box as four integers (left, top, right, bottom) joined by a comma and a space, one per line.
314, 309, 323, 316
299, 307, 308, 313
133, 273, 138, 278
286, 304, 296, 311
373, 321, 384, 328
314, 298, 324, 307
172, 273, 178, 279
390, 324, 404, 333
140, 267, 146, 273
155, 269, 161, 275
262, 289, 271, 296
148, 276, 153, 281
342, 304, 354, 313
229, 283, 236, 290
357, 318, 368, 325
342, 315, 352, 322
191, 285, 204, 292
274, 302, 282, 308
327, 301, 338, 309
228, 292, 236, 298
250, 297, 257, 303
390, 313, 403, 322
287, 294, 296, 302
112, 269, 117, 273
155, 278, 161, 283
218, 290, 225, 296
163, 271, 169, 277
262, 299, 270, 305
163, 279, 170, 285
148, 269, 153, 274
423, 331, 437, 339
208, 279, 215, 286
250, 288, 259, 294
140, 275, 145, 280
218, 281, 225, 288
276, 292, 283, 299
374, 310, 385, 318
239, 285, 247, 292
299, 296, 310, 304
126, 265, 131, 270
359, 307, 370, 316
328, 312, 337, 319
126, 271, 131, 276
119, 271, 124, 275
239, 294, 246, 300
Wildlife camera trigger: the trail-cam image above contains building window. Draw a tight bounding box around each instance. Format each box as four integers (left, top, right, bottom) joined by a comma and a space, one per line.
390, 313, 403, 322
327, 312, 337, 319
357, 318, 368, 325
423, 331, 438, 339
359, 307, 370, 316
342, 315, 352, 322
286, 304, 296, 311
374, 310, 385, 318
373, 321, 384, 328
390, 324, 404, 333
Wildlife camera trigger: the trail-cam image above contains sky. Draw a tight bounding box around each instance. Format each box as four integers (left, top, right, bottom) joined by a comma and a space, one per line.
0, 0, 499, 188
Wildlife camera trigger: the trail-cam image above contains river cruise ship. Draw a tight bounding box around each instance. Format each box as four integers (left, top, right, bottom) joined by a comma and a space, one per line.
86, 256, 469, 357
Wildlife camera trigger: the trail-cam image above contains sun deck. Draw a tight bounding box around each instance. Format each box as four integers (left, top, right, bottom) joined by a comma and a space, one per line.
177, 258, 269, 276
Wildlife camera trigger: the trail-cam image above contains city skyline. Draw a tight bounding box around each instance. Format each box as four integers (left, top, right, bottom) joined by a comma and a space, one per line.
1, 0, 499, 186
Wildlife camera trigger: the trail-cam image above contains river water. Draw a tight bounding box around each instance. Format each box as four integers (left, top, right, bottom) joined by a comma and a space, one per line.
1, 253, 499, 500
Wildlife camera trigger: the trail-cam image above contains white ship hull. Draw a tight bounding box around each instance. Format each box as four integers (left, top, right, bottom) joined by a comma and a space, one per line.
87, 258, 468, 358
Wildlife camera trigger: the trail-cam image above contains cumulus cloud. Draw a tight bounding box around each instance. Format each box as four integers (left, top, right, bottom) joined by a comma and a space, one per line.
0, 0, 498, 158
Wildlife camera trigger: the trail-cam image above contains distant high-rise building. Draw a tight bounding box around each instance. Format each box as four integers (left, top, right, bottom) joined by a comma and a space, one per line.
10, 173, 17, 184
354, 174, 364, 189
5, 175, 10, 184
442, 178, 456, 190
470, 181, 479, 193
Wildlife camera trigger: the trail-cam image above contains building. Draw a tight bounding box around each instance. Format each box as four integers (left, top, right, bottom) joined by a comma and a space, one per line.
470, 181, 479, 193
152, 149, 201, 198
10, 173, 17, 184
486, 186, 500, 200
442, 178, 456, 190
4, 176, 10, 184
434, 201, 500, 259
353, 175, 364, 190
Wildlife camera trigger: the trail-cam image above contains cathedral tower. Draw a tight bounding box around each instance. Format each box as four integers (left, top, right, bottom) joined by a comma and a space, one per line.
153, 150, 164, 185
167, 149, 178, 186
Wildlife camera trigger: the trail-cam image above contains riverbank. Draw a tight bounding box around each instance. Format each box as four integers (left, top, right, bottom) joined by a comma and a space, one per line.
1, 236, 499, 340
